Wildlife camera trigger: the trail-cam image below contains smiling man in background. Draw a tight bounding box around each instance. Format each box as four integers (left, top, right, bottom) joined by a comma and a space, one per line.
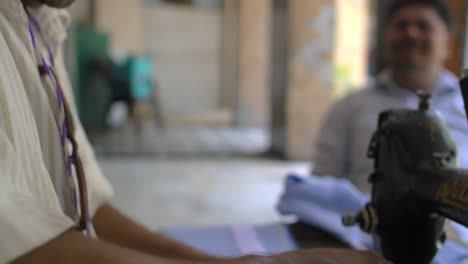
313, 0, 468, 192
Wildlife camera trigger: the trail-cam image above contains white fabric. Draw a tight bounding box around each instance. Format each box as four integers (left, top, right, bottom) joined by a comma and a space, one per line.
0, 1, 114, 262
230, 226, 267, 255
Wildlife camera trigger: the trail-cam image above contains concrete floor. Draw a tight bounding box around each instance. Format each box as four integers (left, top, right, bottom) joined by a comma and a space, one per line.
99, 157, 309, 231
90, 124, 269, 156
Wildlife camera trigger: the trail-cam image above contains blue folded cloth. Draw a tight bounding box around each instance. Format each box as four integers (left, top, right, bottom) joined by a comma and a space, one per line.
161, 224, 297, 257
280, 175, 369, 215
277, 174, 468, 263
277, 174, 373, 250
434, 240, 468, 264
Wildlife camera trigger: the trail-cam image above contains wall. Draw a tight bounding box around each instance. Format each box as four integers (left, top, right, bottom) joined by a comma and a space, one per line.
270, 0, 289, 155
285, 0, 369, 160
143, 5, 222, 116
446, 0, 467, 75
222, 0, 240, 111
286, 0, 335, 160
94, 0, 145, 55
235, 0, 272, 128
333, 0, 369, 98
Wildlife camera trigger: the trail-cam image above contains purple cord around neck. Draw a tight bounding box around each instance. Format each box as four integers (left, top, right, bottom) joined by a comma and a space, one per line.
24, 7, 90, 235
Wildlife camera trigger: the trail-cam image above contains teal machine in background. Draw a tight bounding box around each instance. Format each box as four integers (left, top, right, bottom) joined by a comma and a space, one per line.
114, 57, 154, 101
75, 27, 156, 131
75, 27, 111, 130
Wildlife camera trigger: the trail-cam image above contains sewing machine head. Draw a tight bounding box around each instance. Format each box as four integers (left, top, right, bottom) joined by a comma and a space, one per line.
343, 91, 468, 264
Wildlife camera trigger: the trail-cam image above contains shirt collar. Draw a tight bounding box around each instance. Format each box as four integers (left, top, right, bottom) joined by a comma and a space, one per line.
0, 0, 70, 49
376, 69, 459, 98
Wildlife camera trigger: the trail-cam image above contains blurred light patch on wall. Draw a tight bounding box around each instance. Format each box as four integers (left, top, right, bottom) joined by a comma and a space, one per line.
333, 0, 369, 98
285, 0, 369, 160
286, 0, 335, 160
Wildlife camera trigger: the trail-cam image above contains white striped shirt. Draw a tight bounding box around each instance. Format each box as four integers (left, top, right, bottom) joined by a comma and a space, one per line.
0, 1, 113, 262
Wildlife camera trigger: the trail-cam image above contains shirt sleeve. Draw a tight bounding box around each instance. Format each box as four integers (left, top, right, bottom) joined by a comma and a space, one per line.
312, 96, 352, 178
55, 49, 114, 218
0, 29, 74, 262
0, 191, 75, 263
0, 131, 74, 263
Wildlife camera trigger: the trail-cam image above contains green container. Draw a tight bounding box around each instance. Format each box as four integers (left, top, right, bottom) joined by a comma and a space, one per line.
75, 27, 111, 130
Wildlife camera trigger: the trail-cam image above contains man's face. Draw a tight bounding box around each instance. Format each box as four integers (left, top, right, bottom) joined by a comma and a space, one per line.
22, 0, 76, 8
384, 5, 450, 71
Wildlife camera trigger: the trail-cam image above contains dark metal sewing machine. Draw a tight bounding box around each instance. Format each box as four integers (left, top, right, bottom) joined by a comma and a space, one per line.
342, 84, 468, 263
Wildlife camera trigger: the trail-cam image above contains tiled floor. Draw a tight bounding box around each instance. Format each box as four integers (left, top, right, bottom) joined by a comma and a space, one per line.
99, 157, 309, 230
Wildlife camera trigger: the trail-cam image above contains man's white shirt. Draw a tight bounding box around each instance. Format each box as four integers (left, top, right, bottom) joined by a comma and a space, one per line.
0, 1, 113, 262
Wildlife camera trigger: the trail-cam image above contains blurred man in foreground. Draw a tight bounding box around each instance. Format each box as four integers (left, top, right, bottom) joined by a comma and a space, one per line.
2, 0, 389, 263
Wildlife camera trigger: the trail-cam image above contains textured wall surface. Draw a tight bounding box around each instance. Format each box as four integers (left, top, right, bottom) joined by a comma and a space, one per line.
333, 0, 369, 98
285, 0, 369, 160
236, 0, 272, 128
286, 0, 335, 160
143, 5, 222, 115
94, 0, 145, 54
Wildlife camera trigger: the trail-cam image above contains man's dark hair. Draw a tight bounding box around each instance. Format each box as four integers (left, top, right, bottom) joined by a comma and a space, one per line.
385, 0, 452, 31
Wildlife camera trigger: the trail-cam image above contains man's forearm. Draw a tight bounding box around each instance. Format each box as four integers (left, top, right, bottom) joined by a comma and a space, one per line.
93, 205, 219, 261
90, 205, 391, 264
11, 230, 193, 264
11, 228, 390, 264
